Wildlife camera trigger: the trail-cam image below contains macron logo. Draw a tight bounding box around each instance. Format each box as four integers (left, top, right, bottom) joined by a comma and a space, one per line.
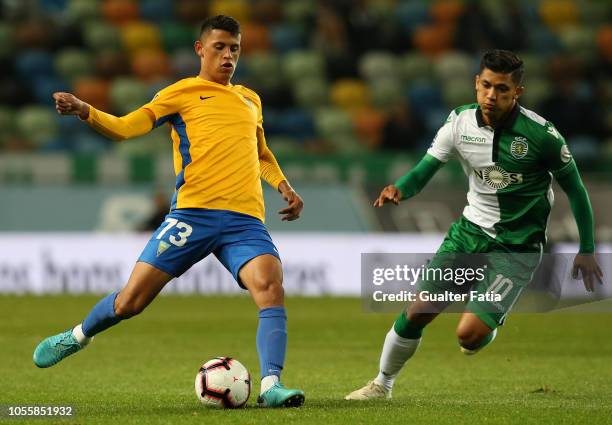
461, 134, 486, 143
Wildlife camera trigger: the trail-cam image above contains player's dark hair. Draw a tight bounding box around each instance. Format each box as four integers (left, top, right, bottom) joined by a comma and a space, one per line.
200, 15, 241, 38
479, 50, 524, 85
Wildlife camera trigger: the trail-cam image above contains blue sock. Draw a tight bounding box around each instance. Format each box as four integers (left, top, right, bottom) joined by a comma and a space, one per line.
256, 306, 287, 379
81, 292, 123, 337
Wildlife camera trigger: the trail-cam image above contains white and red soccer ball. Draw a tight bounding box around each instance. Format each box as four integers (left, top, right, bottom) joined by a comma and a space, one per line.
194, 357, 252, 408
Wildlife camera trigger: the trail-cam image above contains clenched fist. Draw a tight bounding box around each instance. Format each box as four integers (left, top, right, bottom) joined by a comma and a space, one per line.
53, 92, 90, 120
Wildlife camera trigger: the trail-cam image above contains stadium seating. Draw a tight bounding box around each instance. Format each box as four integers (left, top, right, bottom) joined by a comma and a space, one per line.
131, 49, 171, 82
330, 79, 370, 113
139, 0, 175, 22
264, 108, 314, 142
395, 1, 430, 31
567, 136, 599, 161
283, 50, 326, 81
15, 50, 54, 80
359, 51, 399, 82
160, 22, 196, 52
412, 24, 454, 56
353, 107, 386, 149
398, 52, 433, 82
528, 27, 561, 55
283, 0, 316, 24
73, 78, 110, 111
16, 106, 59, 148
95, 50, 130, 80
101, 0, 139, 26
597, 26, 612, 60
170, 48, 200, 79
312, 106, 365, 153
0, 0, 608, 167
83, 21, 121, 51
240, 23, 271, 55
266, 136, 303, 156
519, 52, 547, 78
66, 0, 100, 22
109, 77, 149, 115
33, 75, 70, 105
292, 77, 329, 110
114, 128, 170, 156
120, 22, 163, 54
369, 78, 404, 111
430, 0, 464, 25
441, 76, 475, 109
406, 82, 443, 117
519, 78, 552, 110
558, 26, 596, 56
14, 20, 53, 49
579, 0, 611, 25
539, 0, 578, 30
270, 23, 306, 54
0, 107, 16, 147
55, 49, 94, 84
434, 51, 475, 81
0, 23, 13, 58
243, 52, 283, 91
209, 0, 249, 24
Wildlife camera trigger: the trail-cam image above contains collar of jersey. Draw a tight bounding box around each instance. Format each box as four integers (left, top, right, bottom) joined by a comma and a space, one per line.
476, 103, 520, 130
195, 75, 234, 88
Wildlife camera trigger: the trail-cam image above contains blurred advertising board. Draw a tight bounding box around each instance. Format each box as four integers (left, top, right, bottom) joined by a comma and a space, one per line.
0, 235, 609, 304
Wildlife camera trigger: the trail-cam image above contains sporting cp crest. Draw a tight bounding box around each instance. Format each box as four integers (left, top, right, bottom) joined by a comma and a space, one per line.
510, 137, 528, 159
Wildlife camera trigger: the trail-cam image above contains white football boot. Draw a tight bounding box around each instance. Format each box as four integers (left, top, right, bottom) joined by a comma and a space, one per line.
344, 381, 391, 400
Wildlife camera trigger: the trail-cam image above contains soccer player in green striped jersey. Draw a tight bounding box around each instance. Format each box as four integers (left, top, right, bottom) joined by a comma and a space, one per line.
346, 50, 603, 400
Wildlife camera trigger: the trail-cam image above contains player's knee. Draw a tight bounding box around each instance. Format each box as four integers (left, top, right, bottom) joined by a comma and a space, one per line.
259, 277, 284, 297
456, 325, 489, 350
250, 276, 284, 302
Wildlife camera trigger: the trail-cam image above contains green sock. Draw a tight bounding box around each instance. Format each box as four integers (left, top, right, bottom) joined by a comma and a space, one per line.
393, 311, 424, 339
476, 328, 497, 349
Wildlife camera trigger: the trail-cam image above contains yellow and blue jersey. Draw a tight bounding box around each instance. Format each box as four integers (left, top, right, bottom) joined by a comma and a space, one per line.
85, 77, 286, 222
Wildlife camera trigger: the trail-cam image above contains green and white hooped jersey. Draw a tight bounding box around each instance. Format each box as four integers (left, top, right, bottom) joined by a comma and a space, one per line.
428, 103, 574, 247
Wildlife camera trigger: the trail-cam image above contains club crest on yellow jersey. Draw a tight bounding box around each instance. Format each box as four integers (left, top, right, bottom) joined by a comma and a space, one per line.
241, 96, 255, 110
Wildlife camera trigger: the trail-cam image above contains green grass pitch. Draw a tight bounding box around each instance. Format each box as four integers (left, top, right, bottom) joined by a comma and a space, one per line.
1, 295, 611, 425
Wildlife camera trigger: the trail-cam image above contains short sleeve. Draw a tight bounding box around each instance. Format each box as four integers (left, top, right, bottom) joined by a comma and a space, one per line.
541, 121, 574, 178
141, 83, 182, 128
426, 111, 456, 162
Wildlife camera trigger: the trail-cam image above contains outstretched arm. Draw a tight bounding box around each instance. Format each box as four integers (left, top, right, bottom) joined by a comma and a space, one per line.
375, 108, 455, 207
53, 92, 154, 141
555, 163, 603, 291
374, 154, 444, 207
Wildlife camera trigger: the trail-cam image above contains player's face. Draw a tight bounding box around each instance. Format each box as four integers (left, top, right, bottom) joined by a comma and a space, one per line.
195, 29, 241, 85
475, 68, 524, 124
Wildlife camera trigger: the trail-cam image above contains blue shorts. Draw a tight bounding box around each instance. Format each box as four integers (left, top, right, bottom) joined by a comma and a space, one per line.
138, 208, 280, 288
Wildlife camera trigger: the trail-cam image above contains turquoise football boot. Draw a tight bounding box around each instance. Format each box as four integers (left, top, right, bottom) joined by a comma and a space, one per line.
257, 382, 305, 408
33, 330, 83, 368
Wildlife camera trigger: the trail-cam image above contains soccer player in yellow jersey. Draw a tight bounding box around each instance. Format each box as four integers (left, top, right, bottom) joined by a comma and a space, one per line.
33, 15, 305, 408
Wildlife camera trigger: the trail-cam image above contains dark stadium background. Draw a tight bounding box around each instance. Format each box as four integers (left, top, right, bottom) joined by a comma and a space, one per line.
0, 0, 610, 236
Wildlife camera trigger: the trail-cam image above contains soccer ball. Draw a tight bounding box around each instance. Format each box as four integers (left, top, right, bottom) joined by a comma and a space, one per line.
194, 357, 252, 408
